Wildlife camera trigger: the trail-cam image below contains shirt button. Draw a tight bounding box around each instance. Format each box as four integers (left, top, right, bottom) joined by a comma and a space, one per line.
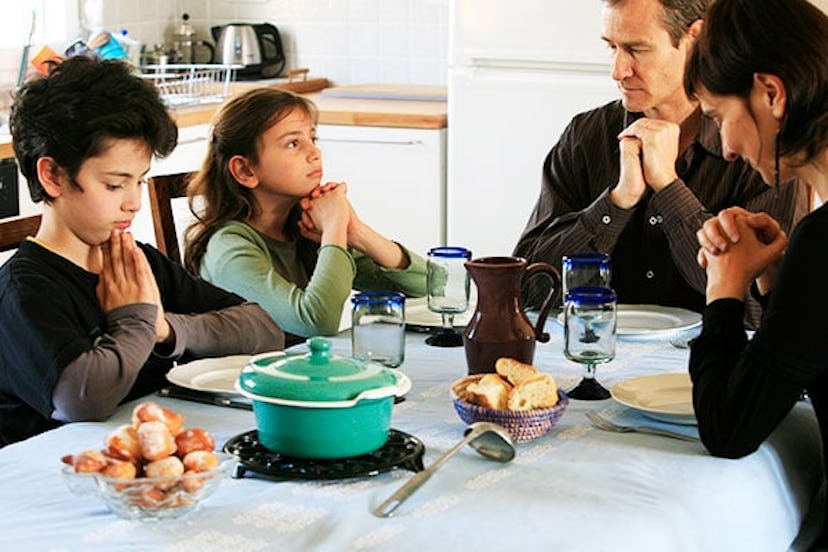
645, 270, 655, 279
602, 215, 612, 224
657, 215, 663, 223
649, 216, 658, 225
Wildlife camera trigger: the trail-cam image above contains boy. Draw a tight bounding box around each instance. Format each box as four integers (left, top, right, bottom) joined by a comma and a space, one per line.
0, 56, 284, 445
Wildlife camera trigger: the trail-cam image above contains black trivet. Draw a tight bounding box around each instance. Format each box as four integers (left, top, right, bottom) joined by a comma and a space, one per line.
223, 429, 425, 481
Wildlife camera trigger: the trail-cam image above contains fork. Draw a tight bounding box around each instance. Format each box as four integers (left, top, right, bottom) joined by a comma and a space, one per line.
585, 411, 699, 442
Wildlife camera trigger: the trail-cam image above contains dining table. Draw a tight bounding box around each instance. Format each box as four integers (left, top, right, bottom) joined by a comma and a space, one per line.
0, 311, 823, 552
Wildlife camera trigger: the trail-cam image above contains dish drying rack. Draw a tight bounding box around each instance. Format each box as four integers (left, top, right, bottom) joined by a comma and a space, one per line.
139, 64, 241, 108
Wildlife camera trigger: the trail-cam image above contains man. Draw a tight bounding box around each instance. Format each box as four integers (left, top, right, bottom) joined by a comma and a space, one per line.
513, 0, 807, 327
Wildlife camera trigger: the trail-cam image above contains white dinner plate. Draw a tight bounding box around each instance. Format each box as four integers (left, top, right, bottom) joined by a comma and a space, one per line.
610, 373, 696, 425
166, 355, 252, 395
405, 297, 474, 330
556, 304, 701, 336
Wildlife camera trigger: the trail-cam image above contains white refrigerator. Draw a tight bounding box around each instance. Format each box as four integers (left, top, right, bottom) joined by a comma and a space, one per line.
447, 0, 620, 257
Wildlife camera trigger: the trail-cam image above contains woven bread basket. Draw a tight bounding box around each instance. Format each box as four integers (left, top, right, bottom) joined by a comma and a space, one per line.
451, 374, 569, 442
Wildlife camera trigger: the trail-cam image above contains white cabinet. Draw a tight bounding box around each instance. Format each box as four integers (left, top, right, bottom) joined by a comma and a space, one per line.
317, 124, 446, 258
135, 121, 447, 261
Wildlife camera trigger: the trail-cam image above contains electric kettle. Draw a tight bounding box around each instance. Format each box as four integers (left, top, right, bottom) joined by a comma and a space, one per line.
211, 23, 286, 78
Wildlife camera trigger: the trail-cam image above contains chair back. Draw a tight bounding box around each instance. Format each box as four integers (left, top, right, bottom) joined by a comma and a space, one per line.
0, 214, 42, 253
148, 172, 193, 265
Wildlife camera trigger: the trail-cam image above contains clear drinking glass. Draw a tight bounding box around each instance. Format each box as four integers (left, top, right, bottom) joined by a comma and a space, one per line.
426, 246, 472, 347
564, 286, 617, 400
562, 252, 612, 296
351, 292, 406, 367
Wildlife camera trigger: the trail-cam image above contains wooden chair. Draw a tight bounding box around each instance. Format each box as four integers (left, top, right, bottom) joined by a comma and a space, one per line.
147, 172, 193, 265
0, 214, 42, 253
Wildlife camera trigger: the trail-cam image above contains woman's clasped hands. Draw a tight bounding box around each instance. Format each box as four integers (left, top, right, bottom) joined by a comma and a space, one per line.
696, 206, 788, 300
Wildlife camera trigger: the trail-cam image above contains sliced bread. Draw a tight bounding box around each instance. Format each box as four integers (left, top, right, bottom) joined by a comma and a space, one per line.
465, 374, 513, 410
495, 357, 539, 386
507, 373, 559, 410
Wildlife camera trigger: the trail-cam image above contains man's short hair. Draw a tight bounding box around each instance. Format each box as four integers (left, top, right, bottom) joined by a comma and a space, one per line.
604, 0, 711, 46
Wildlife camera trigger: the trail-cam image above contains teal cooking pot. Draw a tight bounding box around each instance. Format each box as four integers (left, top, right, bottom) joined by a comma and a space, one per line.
235, 337, 411, 458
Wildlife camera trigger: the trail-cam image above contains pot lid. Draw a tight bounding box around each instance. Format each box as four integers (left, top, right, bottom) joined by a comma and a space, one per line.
238, 337, 398, 402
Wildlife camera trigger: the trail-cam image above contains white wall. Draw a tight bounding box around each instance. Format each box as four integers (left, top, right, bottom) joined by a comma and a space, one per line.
87, 0, 449, 86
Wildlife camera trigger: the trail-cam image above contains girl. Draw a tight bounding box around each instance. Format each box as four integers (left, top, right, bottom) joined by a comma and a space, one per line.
184, 89, 427, 338
683, 0, 828, 544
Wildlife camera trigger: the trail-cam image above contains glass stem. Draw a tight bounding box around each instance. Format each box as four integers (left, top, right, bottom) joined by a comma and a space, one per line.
583, 362, 597, 380
441, 313, 455, 332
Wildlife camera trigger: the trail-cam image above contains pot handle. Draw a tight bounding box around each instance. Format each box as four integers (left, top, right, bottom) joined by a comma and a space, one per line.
353, 370, 412, 403
521, 262, 561, 344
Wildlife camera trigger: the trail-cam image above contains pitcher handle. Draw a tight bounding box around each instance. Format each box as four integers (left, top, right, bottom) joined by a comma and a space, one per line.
521, 262, 562, 343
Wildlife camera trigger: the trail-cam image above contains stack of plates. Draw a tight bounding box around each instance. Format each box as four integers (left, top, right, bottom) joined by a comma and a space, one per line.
557, 304, 701, 336
610, 373, 696, 425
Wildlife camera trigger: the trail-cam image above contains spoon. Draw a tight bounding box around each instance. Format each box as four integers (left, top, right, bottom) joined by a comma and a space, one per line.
373, 422, 515, 517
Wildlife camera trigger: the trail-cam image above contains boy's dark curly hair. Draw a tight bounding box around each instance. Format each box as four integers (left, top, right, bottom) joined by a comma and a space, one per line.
9, 56, 178, 203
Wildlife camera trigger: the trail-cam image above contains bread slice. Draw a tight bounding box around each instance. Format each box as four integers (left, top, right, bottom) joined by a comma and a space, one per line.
495, 357, 539, 386
465, 374, 513, 410
507, 373, 559, 410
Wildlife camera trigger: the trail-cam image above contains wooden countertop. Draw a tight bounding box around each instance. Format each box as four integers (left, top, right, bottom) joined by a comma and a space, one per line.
0, 81, 446, 160
171, 83, 447, 130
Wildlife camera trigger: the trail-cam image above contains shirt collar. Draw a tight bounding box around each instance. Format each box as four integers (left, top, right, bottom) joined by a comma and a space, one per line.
696, 115, 724, 158
623, 106, 724, 159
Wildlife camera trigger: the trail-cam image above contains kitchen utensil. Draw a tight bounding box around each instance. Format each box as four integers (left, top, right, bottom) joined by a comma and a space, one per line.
211, 23, 285, 78
463, 256, 561, 374
235, 337, 411, 458
373, 421, 515, 517
426, 246, 472, 347
585, 411, 699, 442
173, 13, 214, 64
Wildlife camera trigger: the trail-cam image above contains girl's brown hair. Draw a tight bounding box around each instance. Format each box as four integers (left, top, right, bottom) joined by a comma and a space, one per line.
183, 88, 318, 274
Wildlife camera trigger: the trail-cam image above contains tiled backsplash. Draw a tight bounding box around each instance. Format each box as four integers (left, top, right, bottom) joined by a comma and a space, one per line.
0, 0, 448, 96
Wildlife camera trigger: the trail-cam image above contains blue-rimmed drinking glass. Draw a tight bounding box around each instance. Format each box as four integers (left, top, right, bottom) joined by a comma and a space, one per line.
561, 252, 612, 296
564, 286, 617, 400
426, 246, 472, 347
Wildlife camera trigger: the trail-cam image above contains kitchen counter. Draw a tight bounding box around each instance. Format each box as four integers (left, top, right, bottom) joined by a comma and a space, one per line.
0, 82, 447, 159
170, 84, 447, 130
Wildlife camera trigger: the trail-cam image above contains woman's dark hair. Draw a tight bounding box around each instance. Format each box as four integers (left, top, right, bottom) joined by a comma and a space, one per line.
9, 56, 178, 202
183, 88, 319, 275
685, 0, 828, 164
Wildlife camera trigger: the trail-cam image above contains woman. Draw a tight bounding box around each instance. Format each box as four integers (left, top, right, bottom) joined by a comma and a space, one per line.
684, 0, 828, 542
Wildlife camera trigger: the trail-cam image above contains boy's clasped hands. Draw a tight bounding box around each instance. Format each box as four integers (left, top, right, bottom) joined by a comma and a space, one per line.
96, 229, 172, 344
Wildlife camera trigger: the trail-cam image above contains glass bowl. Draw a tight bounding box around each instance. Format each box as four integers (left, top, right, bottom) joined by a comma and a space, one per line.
62, 453, 234, 521
451, 374, 569, 442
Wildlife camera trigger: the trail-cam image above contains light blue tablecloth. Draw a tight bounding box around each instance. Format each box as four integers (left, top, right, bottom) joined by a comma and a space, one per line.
0, 322, 823, 551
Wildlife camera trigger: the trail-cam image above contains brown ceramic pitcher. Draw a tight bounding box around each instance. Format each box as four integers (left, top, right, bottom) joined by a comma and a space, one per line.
463, 256, 561, 375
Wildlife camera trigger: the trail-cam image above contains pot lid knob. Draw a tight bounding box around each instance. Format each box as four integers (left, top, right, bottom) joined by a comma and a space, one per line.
307, 337, 331, 365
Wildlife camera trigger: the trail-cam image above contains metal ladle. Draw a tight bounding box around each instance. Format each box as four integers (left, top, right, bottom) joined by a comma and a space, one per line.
373, 421, 516, 518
